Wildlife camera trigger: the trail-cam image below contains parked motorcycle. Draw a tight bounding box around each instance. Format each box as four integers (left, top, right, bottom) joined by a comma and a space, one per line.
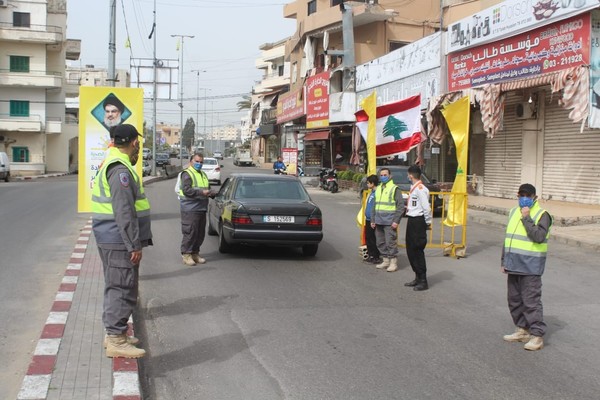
318, 167, 338, 193
297, 165, 305, 177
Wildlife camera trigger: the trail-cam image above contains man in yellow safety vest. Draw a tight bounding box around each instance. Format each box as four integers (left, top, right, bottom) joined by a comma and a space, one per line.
501, 183, 552, 351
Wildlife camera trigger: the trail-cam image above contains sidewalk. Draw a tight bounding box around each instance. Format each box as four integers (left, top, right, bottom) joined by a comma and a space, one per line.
15, 179, 600, 399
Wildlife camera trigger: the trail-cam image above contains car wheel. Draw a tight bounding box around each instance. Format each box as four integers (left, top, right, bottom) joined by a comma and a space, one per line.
218, 222, 232, 253
207, 216, 217, 236
302, 244, 318, 256
4, 172, 9, 182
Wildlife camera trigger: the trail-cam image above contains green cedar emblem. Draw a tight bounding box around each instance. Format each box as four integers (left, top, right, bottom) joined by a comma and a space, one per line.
382, 115, 408, 141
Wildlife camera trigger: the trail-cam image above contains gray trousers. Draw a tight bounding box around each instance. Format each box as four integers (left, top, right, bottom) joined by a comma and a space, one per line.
98, 248, 138, 335
180, 211, 206, 254
375, 224, 398, 258
507, 274, 546, 337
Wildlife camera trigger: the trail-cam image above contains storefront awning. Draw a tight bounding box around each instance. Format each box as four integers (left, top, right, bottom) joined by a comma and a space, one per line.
304, 130, 330, 141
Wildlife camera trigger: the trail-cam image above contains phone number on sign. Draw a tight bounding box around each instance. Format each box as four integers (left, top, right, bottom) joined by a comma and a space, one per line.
543, 54, 584, 70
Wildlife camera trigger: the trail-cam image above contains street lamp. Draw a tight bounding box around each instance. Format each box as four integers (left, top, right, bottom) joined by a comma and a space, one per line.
171, 34, 194, 166
191, 69, 207, 153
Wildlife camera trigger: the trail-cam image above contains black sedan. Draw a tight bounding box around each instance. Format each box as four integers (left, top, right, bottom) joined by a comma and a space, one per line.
207, 173, 323, 256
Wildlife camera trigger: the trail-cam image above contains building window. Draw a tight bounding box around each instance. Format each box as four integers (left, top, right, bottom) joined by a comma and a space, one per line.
10, 100, 30, 117
13, 12, 31, 28
292, 62, 298, 84
9, 56, 30, 73
278, 65, 284, 76
12, 147, 30, 163
308, 0, 317, 15
389, 41, 409, 52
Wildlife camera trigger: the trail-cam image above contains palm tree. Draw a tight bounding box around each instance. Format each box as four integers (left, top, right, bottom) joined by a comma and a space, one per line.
236, 95, 252, 111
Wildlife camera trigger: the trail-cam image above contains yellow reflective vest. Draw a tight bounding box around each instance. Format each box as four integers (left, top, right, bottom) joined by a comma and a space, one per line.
373, 180, 398, 225
504, 201, 551, 275
91, 147, 151, 247
177, 166, 210, 212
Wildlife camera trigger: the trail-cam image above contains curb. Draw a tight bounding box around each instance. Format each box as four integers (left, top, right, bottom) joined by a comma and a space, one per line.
13, 172, 71, 181
17, 221, 142, 400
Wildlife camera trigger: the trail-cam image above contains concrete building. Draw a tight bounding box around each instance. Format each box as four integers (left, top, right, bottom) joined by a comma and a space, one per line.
0, 0, 79, 176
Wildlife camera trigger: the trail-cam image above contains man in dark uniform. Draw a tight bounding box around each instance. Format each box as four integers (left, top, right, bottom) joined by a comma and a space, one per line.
177, 153, 213, 266
404, 165, 432, 291
92, 124, 152, 358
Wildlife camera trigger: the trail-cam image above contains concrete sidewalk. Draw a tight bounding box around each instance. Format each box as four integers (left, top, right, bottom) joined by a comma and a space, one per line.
15, 181, 600, 400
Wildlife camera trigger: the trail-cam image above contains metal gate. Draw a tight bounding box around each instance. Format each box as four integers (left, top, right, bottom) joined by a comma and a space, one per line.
542, 99, 600, 204
483, 92, 524, 198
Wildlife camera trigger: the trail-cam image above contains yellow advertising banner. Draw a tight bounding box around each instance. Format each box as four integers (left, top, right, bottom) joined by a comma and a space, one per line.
77, 87, 144, 213
360, 91, 377, 177
441, 96, 470, 227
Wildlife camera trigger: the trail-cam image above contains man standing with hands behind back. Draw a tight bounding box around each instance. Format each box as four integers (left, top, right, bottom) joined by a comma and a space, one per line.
91, 124, 152, 358
178, 153, 213, 266
404, 165, 432, 291
502, 183, 552, 351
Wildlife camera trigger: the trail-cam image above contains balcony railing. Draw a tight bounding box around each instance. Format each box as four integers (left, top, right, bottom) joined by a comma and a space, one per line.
0, 21, 63, 43
0, 69, 62, 88
0, 114, 44, 132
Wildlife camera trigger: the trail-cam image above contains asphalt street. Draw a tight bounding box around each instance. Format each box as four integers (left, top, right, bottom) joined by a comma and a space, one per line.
0, 176, 88, 400
136, 163, 600, 400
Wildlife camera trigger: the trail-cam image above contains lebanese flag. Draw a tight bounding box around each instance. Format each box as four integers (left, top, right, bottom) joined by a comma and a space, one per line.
355, 95, 423, 158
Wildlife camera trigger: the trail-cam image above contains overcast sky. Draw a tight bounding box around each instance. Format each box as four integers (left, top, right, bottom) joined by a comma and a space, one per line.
66, 0, 296, 129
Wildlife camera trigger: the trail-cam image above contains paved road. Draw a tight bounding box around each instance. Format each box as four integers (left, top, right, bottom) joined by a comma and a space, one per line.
0, 176, 88, 400
138, 162, 600, 400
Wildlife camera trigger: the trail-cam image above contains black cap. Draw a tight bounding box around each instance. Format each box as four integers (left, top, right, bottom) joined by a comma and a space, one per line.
103, 94, 125, 113
518, 183, 536, 196
112, 124, 141, 145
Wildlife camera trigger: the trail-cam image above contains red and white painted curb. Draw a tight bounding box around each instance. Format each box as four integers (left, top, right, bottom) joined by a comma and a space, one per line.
17, 220, 142, 400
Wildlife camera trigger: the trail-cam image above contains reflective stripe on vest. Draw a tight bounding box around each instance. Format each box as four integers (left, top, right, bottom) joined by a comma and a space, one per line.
504, 202, 551, 275
91, 148, 151, 244
177, 167, 209, 200
374, 180, 398, 225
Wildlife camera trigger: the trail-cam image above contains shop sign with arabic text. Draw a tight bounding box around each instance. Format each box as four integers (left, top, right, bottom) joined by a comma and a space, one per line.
448, 13, 590, 90
446, 0, 598, 54
276, 88, 305, 124
306, 72, 330, 129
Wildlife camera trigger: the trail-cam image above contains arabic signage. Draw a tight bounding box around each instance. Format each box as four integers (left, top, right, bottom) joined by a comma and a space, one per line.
356, 33, 441, 92
306, 72, 330, 129
590, 10, 600, 128
357, 68, 441, 110
447, 0, 599, 54
448, 13, 590, 91
276, 88, 305, 124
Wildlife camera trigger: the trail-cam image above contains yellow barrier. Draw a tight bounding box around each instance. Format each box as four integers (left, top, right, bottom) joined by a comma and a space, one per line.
397, 191, 468, 259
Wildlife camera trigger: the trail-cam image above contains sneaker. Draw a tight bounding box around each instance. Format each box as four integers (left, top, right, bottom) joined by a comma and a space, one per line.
503, 327, 531, 343
182, 254, 196, 266
191, 253, 206, 264
524, 336, 544, 351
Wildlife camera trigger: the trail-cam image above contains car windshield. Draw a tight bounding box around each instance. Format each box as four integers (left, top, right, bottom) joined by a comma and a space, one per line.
234, 178, 309, 201
204, 159, 217, 165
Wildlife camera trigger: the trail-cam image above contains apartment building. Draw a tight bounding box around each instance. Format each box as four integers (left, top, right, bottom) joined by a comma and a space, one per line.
0, 0, 79, 175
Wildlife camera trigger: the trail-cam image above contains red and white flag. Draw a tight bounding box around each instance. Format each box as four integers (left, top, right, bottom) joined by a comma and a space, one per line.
355, 95, 423, 158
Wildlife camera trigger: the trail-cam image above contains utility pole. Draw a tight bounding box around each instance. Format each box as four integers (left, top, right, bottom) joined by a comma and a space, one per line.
150, 0, 158, 175
108, 0, 116, 86
204, 88, 209, 154
171, 34, 194, 166
191, 70, 206, 152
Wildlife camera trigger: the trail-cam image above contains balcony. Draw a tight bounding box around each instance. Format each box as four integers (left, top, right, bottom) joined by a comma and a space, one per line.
0, 22, 63, 46
0, 70, 62, 88
64, 77, 80, 97
45, 117, 62, 134
0, 114, 43, 133
66, 39, 81, 60
255, 72, 289, 93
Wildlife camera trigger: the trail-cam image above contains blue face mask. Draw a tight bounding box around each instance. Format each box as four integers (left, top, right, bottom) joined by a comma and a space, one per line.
380, 176, 390, 184
519, 196, 534, 208
193, 162, 203, 170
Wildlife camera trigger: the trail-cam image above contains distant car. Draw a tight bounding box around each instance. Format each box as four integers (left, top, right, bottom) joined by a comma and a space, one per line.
359, 165, 443, 211
213, 151, 223, 160
202, 157, 222, 185
142, 160, 152, 176
155, 153, 170, 167
142, 148, 152, 160
207, 173, 323, 256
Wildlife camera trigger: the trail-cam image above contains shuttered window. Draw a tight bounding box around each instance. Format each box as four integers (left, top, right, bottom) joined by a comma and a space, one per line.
9, 100, 30, 117
12, 147, 29, 163
13, 12, 31, 27
10, 56, 30, 72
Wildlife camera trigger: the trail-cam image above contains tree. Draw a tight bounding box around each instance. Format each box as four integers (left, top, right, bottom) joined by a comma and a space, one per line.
182, 117, 196, 150
236, 94, 252, 111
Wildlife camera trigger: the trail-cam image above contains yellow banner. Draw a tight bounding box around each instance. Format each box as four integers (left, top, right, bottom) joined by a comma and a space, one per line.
77, 87, 144, 213
360, 91, 377, 176
441, 96, 470, 227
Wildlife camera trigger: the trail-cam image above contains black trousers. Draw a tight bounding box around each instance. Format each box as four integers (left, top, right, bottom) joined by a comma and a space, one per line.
364, 221, 380, 259
180, 211, 207, 254
406, 215, 427, 277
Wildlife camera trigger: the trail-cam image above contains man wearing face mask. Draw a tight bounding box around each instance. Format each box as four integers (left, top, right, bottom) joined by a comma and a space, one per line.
502, 184, 552, 351
177, 153, 213, 266
370, 167, 404, 272
92, 124, 152, 358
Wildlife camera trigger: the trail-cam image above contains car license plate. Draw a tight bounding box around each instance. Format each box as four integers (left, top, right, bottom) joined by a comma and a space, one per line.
263, 215, 294, 223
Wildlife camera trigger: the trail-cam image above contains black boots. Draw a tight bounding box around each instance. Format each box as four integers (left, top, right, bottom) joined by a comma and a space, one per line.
413, 275, 429, 291
404, 276, 418, 287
